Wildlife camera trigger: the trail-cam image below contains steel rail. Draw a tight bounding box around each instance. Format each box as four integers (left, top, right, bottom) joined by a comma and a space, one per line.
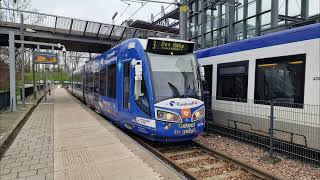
133, 136, 288, 180
132, 136, 198, 180
195, 141, 287, 180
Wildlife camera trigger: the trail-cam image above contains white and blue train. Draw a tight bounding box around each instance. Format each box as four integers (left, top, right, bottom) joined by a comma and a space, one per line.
70, 38, 206, 142
196, 23, 320, 150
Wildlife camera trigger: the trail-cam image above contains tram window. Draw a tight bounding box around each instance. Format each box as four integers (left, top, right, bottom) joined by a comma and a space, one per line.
94, 71, 99, 94
100, 67, 106, 96
85, 72, 90, 92
136, 79, 151, 116
123, 62, 130, 109
90, 72, 94, 92
216, 61, 248, 102
254, 54, 305, 105
107, 64, 117, 99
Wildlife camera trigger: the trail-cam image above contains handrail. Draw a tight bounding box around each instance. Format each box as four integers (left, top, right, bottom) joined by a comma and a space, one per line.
0, 7, 178, 38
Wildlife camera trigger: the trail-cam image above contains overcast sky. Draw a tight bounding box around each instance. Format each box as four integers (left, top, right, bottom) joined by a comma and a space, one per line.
30, 0, 176, 25
29, 0, 319, 25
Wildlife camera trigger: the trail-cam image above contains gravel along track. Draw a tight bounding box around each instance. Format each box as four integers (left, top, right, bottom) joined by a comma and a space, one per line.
150, 142, 263, 180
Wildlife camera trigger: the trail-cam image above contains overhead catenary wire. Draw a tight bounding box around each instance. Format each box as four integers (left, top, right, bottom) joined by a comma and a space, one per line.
114, 0, 131, 24
122, 1, 149, 24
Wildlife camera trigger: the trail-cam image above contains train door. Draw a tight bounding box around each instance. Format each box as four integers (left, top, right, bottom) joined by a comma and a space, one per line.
119, 60, 132, 126
203, 65, 213, 109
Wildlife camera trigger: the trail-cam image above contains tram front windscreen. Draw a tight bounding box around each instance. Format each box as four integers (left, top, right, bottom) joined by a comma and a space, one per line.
147, 53, 201, 103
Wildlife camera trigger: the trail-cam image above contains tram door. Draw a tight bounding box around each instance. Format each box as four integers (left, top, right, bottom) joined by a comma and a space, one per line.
119, 61, 132, 125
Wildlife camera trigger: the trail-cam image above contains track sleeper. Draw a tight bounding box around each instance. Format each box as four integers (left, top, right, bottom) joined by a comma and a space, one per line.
187, 162, 227, 172
203, 169, 245, 180
165, 149, 200, 157
174, 155, 212, 164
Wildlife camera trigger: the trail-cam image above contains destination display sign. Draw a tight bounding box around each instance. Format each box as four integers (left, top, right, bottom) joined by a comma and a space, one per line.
33, 51, 58, 64
146, 39, 194, 55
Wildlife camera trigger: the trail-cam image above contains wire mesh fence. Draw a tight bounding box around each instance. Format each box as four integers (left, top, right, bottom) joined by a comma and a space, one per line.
203, 96, 320, 164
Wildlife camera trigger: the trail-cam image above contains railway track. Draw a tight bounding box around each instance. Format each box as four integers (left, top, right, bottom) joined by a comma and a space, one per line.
133, 137, 283, 180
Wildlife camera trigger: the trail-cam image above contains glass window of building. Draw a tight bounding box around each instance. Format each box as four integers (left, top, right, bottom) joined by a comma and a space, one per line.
247, 0, 257, 17
288, 0, 301, 17
247, 17, 256, 38
234, 21, 244, 40
278, 0, 287, 16
261, 0, 271, 12
235, 5, 244, 21
212, 30, 218, 46
221, 27, 228, 44
217, 61, 249, 102
205, 32, 212, 47
261, 12, 271, 30
309, 0, 320, 16
254, 54, 306, 105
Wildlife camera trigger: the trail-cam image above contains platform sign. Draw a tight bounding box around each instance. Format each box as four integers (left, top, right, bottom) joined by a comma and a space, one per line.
33, 51, 58, 64
146, 39, 194, 55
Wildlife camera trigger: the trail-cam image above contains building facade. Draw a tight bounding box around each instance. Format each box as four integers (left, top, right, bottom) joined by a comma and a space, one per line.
187, 0, 320, 49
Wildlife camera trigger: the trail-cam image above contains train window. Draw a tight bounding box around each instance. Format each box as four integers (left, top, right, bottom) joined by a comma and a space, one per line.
216, 61, 249, 102
123, 62, 130, 109
107, 64, 117, 99
100, 67, 106, 96
255, 54, 306, 106
136, 79, 151, 116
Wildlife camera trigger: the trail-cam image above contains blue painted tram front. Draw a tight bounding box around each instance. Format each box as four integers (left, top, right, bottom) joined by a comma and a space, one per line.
72, 38, 205, 142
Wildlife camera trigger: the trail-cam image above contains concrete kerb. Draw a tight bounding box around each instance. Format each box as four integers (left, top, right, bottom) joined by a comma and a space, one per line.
0, 91, 48, 160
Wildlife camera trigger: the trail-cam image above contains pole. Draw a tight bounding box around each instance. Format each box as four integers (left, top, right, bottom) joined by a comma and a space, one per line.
9, 31, 16, 112
179, 0, 188, 40
37, 45, 40, 93
269, 102, 275, 155
271, 0, 279, 28
228, 0, 235, 43
32, 49, 37, 99
200, 0, 206, 48
301, 0, 309, 19
44, 64, 47, 101
20, 14, 25, 105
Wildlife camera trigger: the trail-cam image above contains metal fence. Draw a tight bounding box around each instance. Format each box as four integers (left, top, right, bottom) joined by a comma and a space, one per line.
203, 96, 320, 164
0, 7, 178, 41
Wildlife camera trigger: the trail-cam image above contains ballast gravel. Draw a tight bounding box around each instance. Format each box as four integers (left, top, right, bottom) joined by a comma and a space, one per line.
196, 134, 320, 180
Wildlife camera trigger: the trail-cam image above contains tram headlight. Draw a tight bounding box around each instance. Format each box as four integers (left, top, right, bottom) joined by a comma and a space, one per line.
192, 107, 205, 121
156, 110, 181, 123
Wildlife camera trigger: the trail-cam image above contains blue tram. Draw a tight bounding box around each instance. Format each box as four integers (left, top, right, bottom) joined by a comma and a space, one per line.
70, 38, 206, 142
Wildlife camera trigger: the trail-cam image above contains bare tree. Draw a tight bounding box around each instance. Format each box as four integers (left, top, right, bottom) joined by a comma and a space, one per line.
1, 0, 31, 10
0, 0, 41, 24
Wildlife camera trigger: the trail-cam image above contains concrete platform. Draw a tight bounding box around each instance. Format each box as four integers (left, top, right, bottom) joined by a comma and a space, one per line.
0, 87, 181, 180
53, 88, 181, 180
